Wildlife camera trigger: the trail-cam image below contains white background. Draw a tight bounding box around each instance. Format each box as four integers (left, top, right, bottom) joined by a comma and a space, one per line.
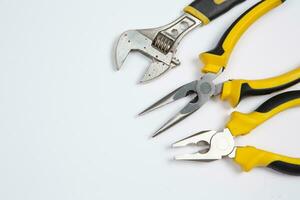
0, 0, 300, 199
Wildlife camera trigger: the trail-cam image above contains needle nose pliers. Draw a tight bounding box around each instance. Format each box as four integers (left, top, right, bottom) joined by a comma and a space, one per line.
173, 90, 300, 176
139, 0, 288, 137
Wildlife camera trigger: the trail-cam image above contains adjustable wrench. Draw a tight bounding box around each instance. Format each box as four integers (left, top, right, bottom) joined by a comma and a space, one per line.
115, 0, 245, 83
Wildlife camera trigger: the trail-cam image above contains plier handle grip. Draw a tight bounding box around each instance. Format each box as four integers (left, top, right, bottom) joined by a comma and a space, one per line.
201, 0, 285, 74
174, 90, 300, 176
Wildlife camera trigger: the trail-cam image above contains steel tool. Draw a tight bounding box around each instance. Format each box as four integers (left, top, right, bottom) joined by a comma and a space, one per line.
140, 0, 286, 137
173, 90, 300, 175
115, 0, 245, 83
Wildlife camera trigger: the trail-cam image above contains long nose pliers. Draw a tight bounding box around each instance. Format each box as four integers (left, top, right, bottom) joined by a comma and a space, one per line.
173, 90, 300, 176
139, 0, 290, 137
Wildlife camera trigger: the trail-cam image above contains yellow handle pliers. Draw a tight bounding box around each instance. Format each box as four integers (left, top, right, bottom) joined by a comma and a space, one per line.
140, 0, 292, 137
173, 90, 300, 175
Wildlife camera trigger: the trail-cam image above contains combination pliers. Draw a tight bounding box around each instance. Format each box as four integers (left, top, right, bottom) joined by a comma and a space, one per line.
115, 0, 246, 83
139, 0, 288, 137
173, 90, 300, 175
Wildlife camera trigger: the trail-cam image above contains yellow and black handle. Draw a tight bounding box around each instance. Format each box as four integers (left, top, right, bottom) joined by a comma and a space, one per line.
227, 90, 300, 136
185, 0, 245, 25
201, 0, 285, 74
227, 90, 300, 175
234, 146, 300, 175
221, 67, 300, 107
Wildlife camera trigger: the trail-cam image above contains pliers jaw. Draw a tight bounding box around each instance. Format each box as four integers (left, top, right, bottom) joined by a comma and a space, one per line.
138, 80, 199, 116
115, 13, 201, 83
173, 129, 236, 161
140, 73, 223, 137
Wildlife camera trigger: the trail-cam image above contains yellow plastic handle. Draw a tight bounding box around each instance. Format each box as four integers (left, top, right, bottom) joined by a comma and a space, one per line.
226, 91, 300, 137
234, 146, 300, 175
200, 0, 284, 74
221, 67, 300, 107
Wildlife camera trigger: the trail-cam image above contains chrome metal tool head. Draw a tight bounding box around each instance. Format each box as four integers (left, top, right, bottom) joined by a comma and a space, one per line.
115, 13, 201, 83
173, 129, 236, 161
139, 73, 223, 137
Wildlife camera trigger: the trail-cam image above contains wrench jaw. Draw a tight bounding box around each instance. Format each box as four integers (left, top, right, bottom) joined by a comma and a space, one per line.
115, 13, 201, 82
115, 31, 133, 70
140, 56, 182, 83
140, 60, 172, 83
115, 29, 174, 71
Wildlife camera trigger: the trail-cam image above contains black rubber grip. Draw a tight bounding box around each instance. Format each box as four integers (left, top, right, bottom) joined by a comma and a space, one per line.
238, 77, 300, 104
206, 1, 263, 55
206, 0, 285, 56
255, 90, 300, 113
189, 0, 245, 21
268, 161, 300, 176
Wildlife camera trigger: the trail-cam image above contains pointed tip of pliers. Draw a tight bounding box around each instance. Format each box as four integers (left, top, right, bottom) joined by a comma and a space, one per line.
151, 130, 164, 138
138, 112, 145, 117
138, 88, 182, 117
151, 111, 194, 137
138, 108, 153, 117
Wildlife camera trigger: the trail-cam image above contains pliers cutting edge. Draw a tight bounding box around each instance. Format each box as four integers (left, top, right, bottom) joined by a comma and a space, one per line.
115, 0, 245, 83
173, 90, 300, 175
139, 0, 288, 137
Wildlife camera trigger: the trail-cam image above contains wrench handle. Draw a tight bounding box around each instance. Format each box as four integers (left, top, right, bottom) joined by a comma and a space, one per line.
185, 0, 245, 24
